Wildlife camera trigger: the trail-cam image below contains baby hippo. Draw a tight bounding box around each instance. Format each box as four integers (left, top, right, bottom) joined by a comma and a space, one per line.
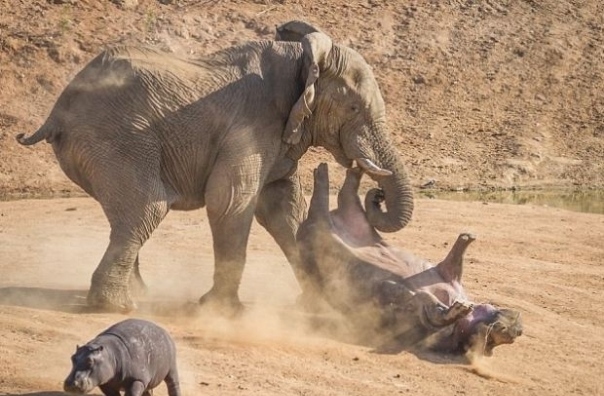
64, 318, 181, 396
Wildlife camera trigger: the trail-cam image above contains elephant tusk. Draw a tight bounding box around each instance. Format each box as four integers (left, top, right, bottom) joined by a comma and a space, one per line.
355, 158, 393, 177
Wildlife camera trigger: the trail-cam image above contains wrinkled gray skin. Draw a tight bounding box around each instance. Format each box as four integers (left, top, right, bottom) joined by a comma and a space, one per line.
297, 164, 523, 356
63, 319, 180, 396
15, 21, 413, 313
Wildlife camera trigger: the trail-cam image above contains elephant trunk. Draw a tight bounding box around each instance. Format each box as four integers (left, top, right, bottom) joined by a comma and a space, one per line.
345, 124, 414, 233
364, 145, 414, 233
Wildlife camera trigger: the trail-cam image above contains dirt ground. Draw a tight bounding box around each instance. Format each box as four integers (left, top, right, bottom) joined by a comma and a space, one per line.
1, 0, 604, 395
0, 196, 603, 395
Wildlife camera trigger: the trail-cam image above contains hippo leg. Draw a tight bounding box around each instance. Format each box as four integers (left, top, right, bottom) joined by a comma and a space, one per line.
437, 233, 476, 282
126, 380, 147, 396
435, 300, 474, 325
99, 384, 121, 396
406, 291, 473, 329
165, 368, 182, 396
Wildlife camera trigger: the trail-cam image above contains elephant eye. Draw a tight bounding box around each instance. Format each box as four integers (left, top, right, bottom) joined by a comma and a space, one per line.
350, 104, 360, 113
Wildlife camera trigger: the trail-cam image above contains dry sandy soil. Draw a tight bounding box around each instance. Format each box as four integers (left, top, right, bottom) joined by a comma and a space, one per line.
0, 196, 603, 395
1, 1, 604, 395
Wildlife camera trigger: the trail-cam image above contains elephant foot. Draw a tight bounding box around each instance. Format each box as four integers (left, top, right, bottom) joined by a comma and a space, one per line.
87, 284, 137, 313
198, 289, 244, 318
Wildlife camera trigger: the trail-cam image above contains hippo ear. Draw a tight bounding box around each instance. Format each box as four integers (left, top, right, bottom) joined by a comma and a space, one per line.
91, 345, 104, 353
282, 32, 333, 145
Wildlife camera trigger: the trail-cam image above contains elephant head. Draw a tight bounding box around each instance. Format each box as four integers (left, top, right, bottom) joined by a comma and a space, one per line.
277, 21, 414, 233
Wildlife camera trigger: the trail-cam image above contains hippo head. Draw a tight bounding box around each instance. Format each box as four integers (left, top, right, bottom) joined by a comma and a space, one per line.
64, 344, 113, 394
373, 232, 523, 356
448, 304, 523, 356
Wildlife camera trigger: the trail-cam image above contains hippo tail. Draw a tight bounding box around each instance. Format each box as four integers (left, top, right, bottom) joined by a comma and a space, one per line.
16, 121, 59, 146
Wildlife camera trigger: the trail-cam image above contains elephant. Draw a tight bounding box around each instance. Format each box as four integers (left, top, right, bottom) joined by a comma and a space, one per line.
15, 20, 414, 313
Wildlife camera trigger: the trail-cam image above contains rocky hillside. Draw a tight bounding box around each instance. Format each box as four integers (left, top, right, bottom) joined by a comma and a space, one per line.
1, 0, 602, 198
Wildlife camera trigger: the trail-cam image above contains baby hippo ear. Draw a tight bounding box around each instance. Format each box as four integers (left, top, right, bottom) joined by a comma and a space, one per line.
91, 345, 104, 353
283, 32, 333, 145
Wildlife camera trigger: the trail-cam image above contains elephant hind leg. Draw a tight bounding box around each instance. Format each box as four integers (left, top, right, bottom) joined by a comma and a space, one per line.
86, 156, 170, 312
87, 196, 169, 312
130, 254, 148, 298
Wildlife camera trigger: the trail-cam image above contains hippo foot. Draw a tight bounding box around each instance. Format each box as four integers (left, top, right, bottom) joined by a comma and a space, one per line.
421, 298, 473, 329
87, 285, 137, 313
444, 300, 474, 322
198, 289, 244, 318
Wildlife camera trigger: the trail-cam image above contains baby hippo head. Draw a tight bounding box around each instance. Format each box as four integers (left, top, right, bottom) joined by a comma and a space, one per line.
64, 344, 113, 394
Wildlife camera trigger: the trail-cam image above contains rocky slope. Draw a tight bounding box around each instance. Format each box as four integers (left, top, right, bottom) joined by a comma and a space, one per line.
1, 0, 602, 197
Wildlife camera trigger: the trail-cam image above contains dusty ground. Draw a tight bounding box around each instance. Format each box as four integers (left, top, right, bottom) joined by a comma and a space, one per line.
1, 1, 604, 395
0, 196, 603, 395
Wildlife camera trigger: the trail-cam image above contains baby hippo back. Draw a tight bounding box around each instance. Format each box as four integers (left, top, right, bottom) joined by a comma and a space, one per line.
64, 318, 180, 396
104, 319, 177, 388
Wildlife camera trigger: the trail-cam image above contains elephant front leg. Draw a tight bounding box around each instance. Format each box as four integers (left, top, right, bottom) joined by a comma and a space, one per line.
202, 165, 261, 316
201, 208, 255, 316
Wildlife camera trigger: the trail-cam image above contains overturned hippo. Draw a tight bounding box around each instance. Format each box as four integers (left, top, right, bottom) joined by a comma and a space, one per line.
297, 164, 522, 355
64, 318, 181, 396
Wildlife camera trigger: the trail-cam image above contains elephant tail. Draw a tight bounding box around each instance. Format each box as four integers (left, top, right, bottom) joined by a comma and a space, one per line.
16, 121, 59, 146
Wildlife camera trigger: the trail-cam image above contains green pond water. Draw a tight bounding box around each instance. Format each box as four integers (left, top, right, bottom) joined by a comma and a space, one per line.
419, 189, 604, 215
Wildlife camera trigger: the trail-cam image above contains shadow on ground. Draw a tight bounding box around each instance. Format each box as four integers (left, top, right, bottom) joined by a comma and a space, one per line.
0, 286, 199, 316
5, 393, 82, 396
0, 287, 89, 313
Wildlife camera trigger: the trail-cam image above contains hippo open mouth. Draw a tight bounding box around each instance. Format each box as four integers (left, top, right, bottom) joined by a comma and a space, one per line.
452, 305, 523, 356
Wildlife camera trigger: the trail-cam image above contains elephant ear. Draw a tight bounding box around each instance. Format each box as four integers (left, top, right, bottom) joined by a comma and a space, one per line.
280, 31, 333, 145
